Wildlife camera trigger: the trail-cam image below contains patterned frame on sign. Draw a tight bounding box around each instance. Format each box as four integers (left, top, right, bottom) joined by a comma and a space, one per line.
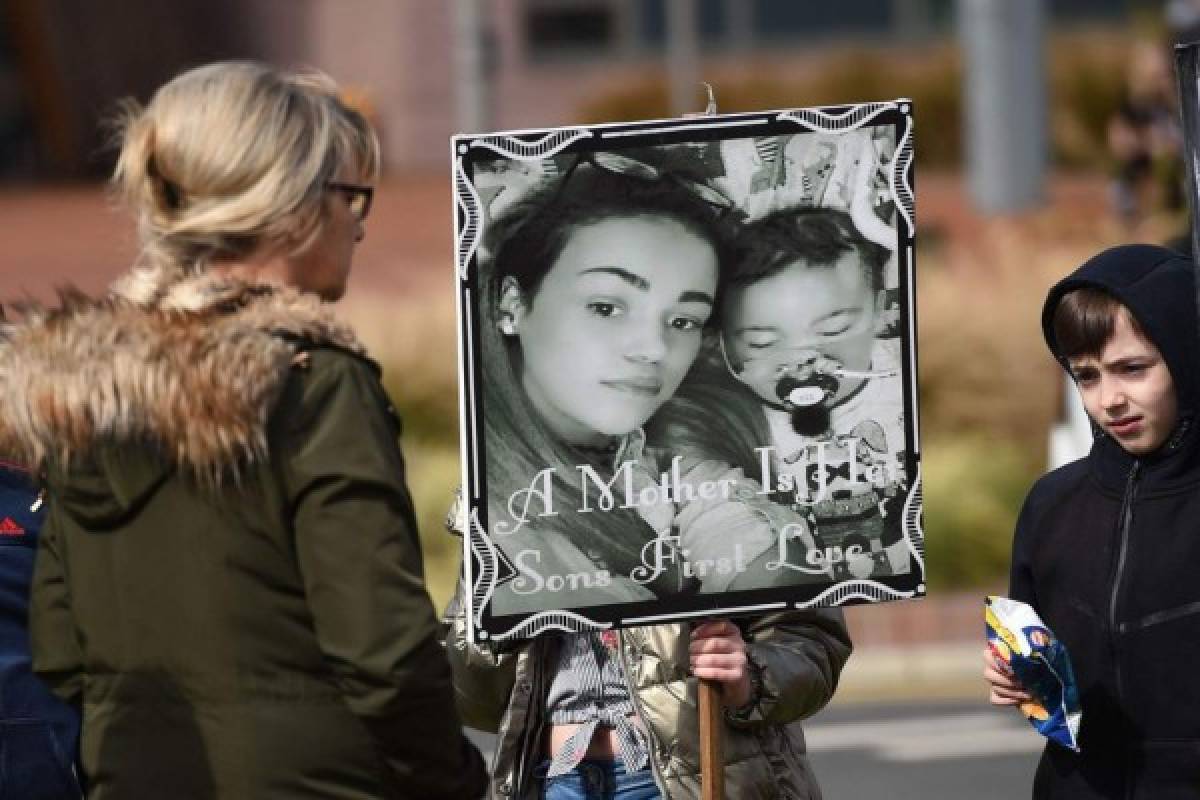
452, 100, 922, 642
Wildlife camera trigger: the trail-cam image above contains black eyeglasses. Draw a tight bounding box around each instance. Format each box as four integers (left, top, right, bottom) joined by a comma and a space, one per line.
557, 151, 734, 215
326, 181, 374, 221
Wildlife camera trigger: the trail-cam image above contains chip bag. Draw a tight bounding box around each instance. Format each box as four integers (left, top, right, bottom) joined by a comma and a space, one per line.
985, 595, 1082, 751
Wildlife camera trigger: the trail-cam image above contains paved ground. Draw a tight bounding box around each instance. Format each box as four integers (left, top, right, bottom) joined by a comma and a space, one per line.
465, 698, 1043, 799
809, 699, 1041, 799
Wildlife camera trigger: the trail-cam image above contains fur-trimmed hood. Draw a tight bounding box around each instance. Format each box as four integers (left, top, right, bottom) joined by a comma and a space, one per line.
0, 271, 363, 484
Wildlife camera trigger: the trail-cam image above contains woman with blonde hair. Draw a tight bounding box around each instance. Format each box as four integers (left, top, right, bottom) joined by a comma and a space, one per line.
0, 61, 486, 799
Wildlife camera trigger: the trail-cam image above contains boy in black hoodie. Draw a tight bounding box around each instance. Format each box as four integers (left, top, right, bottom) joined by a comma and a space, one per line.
985, 244, 1200, 799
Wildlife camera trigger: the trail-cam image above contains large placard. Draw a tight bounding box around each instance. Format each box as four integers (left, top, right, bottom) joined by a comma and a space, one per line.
452, 101, 923, 642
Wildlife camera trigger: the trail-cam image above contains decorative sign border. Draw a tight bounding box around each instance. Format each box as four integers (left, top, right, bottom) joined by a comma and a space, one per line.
452, 100, 923, 641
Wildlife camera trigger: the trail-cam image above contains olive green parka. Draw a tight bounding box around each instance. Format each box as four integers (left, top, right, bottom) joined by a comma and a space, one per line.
0, 273, 486, 799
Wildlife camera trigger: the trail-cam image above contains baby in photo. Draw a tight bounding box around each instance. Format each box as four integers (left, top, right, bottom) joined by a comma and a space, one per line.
720, 206, 910, 581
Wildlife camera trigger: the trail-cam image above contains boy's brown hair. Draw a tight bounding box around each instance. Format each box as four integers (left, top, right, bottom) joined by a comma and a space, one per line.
1052, 287, 1145, 359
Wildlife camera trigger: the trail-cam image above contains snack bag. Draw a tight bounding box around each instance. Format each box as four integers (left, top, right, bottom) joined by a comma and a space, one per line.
985, 595, 1082, 751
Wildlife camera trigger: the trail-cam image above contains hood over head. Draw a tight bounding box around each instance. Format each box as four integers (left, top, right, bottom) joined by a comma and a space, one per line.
1041, 244, 1199, 416
0, 271, 363, 526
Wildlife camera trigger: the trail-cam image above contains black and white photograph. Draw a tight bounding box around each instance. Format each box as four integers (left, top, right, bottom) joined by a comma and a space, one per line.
452, 101, 923, 642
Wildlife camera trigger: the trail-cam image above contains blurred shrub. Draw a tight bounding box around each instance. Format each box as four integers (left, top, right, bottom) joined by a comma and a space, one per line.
401, 438, 463, 612
915, 245, 1053, 588
916, 232, 1065, 451
344, 293, 462, 443
921, 435, 1038, 589
580, 33, 1132, 172
346, 294, 464, 609
1050, 41, 1127, 168
581, 48, 963, 169
913, 222, 1123, 587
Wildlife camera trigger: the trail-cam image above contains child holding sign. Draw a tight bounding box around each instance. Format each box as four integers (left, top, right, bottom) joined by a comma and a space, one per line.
447, 153, 851, 799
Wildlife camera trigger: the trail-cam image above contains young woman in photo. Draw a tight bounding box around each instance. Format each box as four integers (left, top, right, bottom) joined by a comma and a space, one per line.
445, 153, 851, 799
479, 155, 724, 609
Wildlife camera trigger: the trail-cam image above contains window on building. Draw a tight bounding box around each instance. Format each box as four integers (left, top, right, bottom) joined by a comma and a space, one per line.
637, 0, 729, 47
525, 1, 617, 59
1048, 0, 1130, 22
751, 0, 892, 40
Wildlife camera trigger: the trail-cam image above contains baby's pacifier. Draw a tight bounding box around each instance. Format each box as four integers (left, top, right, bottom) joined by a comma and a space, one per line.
774, 350, 843, 409
776, 373, 838, 408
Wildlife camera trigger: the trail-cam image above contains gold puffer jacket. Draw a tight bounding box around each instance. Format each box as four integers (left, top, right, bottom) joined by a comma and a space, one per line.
442, 585, 851, 799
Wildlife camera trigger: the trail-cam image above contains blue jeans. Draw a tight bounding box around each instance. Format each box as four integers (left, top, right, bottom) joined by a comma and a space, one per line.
537, 758, 661, 800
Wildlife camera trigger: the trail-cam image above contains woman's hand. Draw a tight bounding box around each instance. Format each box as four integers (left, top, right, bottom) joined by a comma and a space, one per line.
690, 619, 752, 709
983, 645, 1031, 707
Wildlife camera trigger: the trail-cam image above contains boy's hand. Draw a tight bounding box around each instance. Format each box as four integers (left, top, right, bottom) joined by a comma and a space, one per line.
690, 619, 752, 709
983, 645, 1031, 707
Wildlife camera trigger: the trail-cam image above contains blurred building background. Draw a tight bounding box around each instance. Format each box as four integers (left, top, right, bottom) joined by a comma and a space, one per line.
1, 2, 1196, 792
0, 0, 1180, 177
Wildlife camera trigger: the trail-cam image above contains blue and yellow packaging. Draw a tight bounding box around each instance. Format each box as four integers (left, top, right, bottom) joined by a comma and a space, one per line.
985, 595, 1082, 751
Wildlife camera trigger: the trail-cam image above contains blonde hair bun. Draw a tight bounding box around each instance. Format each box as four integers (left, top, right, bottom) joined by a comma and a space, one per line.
111, 61, 379, 294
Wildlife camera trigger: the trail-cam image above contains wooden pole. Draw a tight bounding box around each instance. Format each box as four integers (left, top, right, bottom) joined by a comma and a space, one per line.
698, 678, 724, 800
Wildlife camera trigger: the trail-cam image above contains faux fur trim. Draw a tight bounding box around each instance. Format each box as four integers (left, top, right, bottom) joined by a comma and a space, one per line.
0, 273, 363, 481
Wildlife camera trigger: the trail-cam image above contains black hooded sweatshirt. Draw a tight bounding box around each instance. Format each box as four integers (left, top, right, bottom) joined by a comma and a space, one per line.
1011, 244, 1200, 799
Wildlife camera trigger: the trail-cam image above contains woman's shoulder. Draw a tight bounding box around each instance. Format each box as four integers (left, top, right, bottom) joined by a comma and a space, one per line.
294, 343, 384, 393
280, 342, 385, 404
271, 341, 402, 451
